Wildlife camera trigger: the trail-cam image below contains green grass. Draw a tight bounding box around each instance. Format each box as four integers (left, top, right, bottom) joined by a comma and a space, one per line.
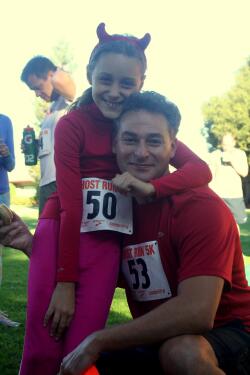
0, 207, 249, 374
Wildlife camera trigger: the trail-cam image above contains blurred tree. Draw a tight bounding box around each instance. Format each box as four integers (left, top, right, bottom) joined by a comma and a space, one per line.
50, 39, 77, 73
202, 56, 250, 160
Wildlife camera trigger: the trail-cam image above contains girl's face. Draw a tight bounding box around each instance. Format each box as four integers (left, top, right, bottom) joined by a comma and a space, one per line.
90, 53, 145, 119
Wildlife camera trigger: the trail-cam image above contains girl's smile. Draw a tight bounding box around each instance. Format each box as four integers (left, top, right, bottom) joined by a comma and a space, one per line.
90, 53, 144, 119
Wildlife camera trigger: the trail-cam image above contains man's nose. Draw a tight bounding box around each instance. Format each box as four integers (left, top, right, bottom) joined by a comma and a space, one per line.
135, 141, 149, 158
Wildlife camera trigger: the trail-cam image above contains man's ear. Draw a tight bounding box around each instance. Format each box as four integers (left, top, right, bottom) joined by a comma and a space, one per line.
139, 75, 146, 91
170, 138, 177, 159
112, 136, 117, 154
47, 70, 54, 80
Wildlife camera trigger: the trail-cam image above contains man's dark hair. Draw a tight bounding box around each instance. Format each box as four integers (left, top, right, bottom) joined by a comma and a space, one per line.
21, 56, 57, 83
116, 91, 181, 136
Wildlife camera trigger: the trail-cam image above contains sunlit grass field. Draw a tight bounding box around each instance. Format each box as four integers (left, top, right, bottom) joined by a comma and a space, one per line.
0, 207, 249, 375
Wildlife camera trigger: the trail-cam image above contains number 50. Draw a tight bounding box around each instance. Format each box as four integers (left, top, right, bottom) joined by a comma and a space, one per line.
86, 190, 117, 220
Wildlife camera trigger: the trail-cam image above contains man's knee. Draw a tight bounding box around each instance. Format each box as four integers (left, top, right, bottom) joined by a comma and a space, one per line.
159, 335, 218, 374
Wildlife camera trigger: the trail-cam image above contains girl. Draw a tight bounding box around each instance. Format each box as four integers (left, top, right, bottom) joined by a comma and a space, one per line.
19, 23, 211, 375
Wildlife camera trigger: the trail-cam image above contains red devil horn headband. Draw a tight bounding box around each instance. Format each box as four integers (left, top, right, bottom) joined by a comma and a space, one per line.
96, 22, 151, 51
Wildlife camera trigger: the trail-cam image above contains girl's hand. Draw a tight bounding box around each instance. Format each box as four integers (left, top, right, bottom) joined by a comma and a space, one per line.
112, 172, 155, 202
59, 332, 100, 375
44, 282, 75, 340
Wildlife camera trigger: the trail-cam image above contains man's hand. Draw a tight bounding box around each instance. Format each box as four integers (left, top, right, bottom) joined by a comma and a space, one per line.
0, 139, 10, 157
112, 172, 155, 203
44, 282, 75, 340
59, 332, 101, 375
0, 213, 33, 257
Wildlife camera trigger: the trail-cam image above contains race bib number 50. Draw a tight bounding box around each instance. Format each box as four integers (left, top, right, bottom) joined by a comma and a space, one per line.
80, 178, 133, 234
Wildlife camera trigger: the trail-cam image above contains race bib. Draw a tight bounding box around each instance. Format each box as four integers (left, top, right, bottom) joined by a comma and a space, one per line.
38, 128, 52, 158
122, 240, 172, 301
80, 178, 133, 234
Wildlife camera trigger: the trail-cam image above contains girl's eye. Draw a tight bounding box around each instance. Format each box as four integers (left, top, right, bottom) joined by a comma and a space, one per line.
99, 78, 112, 85
121, 80, 136, 89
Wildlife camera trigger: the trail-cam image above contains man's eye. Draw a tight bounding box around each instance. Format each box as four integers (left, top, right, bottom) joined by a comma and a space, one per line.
147, 139, 162, 146
123, 137, 137, 144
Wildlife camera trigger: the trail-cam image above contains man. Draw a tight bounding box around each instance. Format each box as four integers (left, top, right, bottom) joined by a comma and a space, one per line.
1, 92, 250, 374
209, 132, 248, 227
58, 92, 250, 375
0, 113, 17, 327
21, 56, 76, 213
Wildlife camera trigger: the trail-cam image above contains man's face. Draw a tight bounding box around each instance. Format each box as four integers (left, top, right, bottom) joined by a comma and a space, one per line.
26, 72, 54, 102
113, 110, 176, 181
221, 134, 235, 152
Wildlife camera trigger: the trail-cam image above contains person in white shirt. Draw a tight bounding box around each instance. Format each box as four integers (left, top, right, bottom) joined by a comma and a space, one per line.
21, 56, 76, 213
209, 132, 248, 225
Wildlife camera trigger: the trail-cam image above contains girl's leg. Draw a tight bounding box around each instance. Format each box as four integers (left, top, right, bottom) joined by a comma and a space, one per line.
63, 232, 121, 355
19, 219, 63, 375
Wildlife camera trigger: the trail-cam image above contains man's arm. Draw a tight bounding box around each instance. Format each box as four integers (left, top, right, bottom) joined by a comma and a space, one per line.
228, 149, 249, 177
0, 118, 15, 171
52, 69, 76, 102
59, 275, 224, 375
0, 213, 33, 257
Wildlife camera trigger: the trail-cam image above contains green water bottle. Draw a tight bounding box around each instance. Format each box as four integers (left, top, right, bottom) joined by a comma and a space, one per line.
22, 126, 37, 166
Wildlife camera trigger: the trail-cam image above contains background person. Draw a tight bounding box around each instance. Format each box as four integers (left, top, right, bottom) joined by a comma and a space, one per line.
59, 92, 250, 375
0, 113, 17, 327
209, 132, 249, 228
20, 56, 76, 214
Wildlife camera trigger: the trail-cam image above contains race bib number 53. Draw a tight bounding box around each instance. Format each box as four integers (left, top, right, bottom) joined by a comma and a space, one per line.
80, 178, 133, 234
122, 240, 172, 301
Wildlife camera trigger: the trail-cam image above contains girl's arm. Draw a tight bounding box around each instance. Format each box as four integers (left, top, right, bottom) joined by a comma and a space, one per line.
43, 112, 83, 340
112, 140, 212, 201
151, 140, 212, 199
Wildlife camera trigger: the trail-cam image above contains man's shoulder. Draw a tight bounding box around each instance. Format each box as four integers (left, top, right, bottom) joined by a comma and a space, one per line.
171, 186, 231, 217
234, 147, 247, 157
0, 114, 11, 125
210, 149, 222, 158
50, 95, 69, 112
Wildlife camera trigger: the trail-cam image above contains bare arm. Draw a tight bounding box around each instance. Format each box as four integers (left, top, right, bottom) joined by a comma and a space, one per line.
52, 69, 76, 102
227, 150, 249, 177
0, 213, 33, 257
59, 276, 224, 375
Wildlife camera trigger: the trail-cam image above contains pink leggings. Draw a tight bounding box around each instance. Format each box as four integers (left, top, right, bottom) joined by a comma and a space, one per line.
19, 219, 121, 375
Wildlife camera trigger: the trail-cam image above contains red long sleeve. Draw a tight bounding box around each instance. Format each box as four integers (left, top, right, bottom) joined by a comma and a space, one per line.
54, 105, 118, 282
151, 140, 212, 199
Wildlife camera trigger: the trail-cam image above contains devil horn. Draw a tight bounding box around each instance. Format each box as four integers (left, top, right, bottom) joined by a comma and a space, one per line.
138, 33, 151, 50
96, 22, 110, 42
